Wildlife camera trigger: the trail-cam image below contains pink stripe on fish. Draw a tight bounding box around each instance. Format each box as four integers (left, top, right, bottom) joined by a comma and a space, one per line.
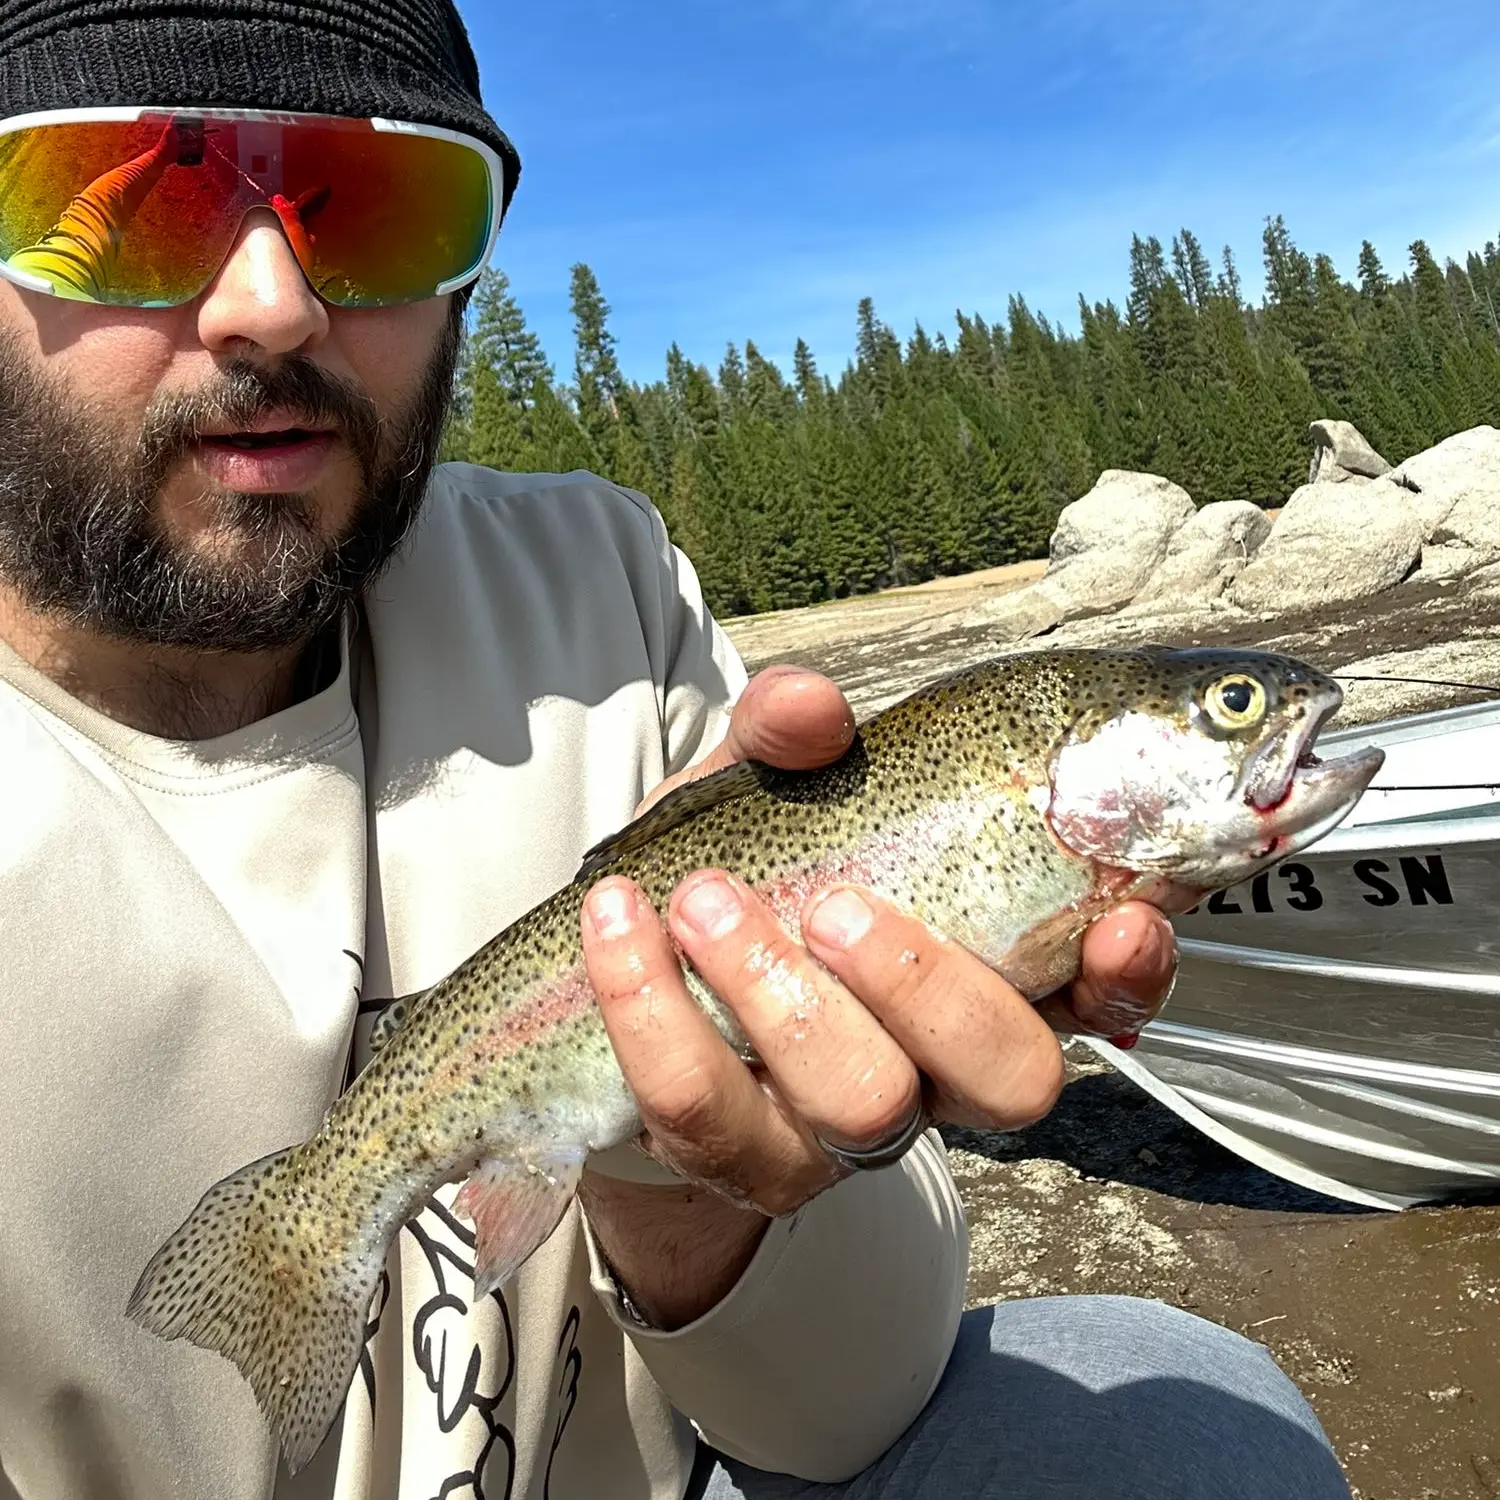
433, 963, 598, 1086
740, 799, 983, 933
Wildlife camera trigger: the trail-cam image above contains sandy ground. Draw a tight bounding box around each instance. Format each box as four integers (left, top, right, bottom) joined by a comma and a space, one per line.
721, 562, 1500, 1500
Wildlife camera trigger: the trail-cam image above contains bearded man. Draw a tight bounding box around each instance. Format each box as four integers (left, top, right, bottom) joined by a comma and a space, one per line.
0, 2, 1352, 1498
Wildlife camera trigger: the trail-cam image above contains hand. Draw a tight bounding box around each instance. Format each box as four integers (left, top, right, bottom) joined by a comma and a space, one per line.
576, 666, 1177, 1326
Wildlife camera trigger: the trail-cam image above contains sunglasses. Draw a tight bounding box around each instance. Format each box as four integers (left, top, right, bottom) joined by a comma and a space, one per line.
0, 106, 506, 310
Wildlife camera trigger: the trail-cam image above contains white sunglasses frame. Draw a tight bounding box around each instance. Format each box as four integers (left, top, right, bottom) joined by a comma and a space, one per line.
0, 104, 507, 306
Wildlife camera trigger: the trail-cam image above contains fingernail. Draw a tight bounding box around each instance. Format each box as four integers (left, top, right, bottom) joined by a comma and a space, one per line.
587, 881, 638, 940
1109, 1032, 1142, 1051
808, 889, 874, 950
679, 876, 745, 939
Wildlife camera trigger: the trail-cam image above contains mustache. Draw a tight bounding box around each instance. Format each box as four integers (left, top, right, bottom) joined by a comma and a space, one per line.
137, 357, 383, 475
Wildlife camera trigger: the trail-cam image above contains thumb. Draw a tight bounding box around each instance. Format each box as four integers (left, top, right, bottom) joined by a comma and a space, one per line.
637, 666, 856, 816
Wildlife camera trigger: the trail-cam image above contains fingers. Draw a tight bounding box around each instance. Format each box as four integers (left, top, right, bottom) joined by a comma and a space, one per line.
636, 666, 855, 815
667, 872, 923, 1156
1036, 902, 1178, 1044
581, 877, 840, 1215
585, 862, 1155, 1215
801, 886, 1066, 1132
722, 666, 856, 770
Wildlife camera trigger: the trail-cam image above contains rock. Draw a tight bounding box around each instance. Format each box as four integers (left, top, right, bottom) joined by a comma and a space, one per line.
977, 584, 1070, 641
1132, 501, 1273, 606
1411, 542, 1486, 585
1388, 426, 1500, 549
980, 471, 1196, 638
1227, 479, 1423, 613
1308, 420, 1392, 485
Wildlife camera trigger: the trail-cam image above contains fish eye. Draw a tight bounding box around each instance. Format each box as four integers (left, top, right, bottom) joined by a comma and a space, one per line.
1205, 673, 1267, 730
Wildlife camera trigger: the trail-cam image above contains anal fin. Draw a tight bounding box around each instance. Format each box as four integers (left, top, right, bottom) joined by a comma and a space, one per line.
455, 1150, 586, 1298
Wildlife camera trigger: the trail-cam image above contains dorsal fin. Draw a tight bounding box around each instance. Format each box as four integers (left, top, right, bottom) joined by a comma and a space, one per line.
574, 736, 873, 885
575, 760, 766, 883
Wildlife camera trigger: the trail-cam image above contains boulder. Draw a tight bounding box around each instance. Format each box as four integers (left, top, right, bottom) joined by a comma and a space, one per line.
1132, 501, 1273, 606
1227, 479, 1423, 613
1410, 542, 1485, 586
1388, 425, 1500, 549
973, 471, 1196, 640
1042, 469, 1197, 611
1308, 420, 1392, 485
976, 585, 1070, 641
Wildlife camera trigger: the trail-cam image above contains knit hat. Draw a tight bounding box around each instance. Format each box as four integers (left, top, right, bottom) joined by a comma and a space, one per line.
0, 0, 521, 218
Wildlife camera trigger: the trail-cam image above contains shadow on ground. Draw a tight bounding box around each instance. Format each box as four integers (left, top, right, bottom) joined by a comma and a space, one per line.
943, 1064, 1371, 1214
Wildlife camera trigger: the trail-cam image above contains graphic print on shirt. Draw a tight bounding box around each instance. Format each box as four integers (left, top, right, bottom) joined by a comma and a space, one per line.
542, 1308, 583, 1500
404, 1201, 518, 1500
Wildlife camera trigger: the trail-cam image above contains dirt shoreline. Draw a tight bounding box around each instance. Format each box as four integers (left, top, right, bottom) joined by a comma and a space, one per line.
722, 564, 1500, 1500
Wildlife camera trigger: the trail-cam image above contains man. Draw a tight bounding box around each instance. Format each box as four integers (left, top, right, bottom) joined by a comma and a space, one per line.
0, 2, 1352, 1498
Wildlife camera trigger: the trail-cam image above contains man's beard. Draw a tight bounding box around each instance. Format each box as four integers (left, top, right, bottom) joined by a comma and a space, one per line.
0, 303, 462, 654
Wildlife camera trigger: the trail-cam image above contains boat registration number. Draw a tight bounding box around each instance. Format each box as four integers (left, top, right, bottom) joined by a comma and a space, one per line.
1185, 853, 1455, 917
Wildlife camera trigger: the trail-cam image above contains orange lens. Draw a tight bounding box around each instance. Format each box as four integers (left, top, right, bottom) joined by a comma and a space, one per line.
0, 111, 498, 309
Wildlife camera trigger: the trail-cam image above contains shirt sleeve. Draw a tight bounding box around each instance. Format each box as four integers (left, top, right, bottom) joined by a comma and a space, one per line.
582, 1133, 968, 1481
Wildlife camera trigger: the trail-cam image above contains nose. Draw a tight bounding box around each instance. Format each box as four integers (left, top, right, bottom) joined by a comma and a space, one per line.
195, 207, 330, 356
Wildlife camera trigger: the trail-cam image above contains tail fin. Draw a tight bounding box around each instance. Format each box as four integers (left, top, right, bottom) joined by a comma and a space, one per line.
126, 1145, 381, 1475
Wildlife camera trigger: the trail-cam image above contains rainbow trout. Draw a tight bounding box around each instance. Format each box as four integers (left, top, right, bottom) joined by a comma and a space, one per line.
127, 646, 1383, 1470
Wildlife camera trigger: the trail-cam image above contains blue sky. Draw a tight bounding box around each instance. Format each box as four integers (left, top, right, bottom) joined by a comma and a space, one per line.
458, 0, 1500, 387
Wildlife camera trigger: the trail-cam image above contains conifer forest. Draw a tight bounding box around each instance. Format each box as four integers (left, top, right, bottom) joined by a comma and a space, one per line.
440, 218, 1500, 620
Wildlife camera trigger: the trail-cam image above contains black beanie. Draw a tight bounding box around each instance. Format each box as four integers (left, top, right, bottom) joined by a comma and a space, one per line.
0, 0, 521, 218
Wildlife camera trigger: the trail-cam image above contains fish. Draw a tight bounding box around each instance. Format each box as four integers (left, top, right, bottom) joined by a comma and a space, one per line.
126, 645, 1384, 1471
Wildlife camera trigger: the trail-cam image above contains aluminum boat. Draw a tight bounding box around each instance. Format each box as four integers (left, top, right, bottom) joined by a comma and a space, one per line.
1080, 697, 1500, 1210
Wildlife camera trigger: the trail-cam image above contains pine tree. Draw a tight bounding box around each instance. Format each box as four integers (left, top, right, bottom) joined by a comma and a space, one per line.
528, 378, 603, 475
471, 268, 553, 406
1262, 215, 1318, 356
1126, 235, 1168, 332
1218, 246, 1243, 304
719, 344, 747, 411
854, 297, 903, 410
793, 339, 824, 406
570, 263, 625, 453
745, 341, 795, 425
1172, 229, 1214, 309
1357, 241, 1390, 302
468, 359, 538, 472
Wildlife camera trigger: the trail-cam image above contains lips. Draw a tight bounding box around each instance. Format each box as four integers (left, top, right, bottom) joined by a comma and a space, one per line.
197, 407, 337, 447
191, 423, 339, 492
1244, 695, 1385, 847
1243, 696, 1340, 812
204, 428, 321, 450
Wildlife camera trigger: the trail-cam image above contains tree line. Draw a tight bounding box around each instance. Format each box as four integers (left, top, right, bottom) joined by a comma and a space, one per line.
439, 218, 1500, 620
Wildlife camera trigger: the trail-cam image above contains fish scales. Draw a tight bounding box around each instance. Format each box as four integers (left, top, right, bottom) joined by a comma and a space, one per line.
126, 646, 1386, 1473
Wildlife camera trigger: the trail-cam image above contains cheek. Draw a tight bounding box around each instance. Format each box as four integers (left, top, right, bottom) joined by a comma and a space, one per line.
1, 294, 184, 422
1048, 714, 1239, 864
330, 300, 451, 413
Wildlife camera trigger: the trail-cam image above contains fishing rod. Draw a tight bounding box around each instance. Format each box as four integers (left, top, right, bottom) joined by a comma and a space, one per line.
1325, 673, 1500, 794
1334, 673, 1500, 696
1363, 785, 1500, 793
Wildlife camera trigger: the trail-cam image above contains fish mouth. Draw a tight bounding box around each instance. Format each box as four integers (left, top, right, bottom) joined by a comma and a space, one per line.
1241, 695, 1385, 846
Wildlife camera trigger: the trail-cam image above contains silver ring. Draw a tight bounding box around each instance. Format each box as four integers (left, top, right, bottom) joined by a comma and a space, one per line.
816, 1103, 929, 1173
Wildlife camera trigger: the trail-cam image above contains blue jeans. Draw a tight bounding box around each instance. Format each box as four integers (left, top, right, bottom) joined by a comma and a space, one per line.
696, 1297, 1350, 1499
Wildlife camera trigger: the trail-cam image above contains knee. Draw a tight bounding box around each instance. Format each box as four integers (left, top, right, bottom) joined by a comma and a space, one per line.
973, 1294, 1294, 1397
923, 1297, 1349, 1499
